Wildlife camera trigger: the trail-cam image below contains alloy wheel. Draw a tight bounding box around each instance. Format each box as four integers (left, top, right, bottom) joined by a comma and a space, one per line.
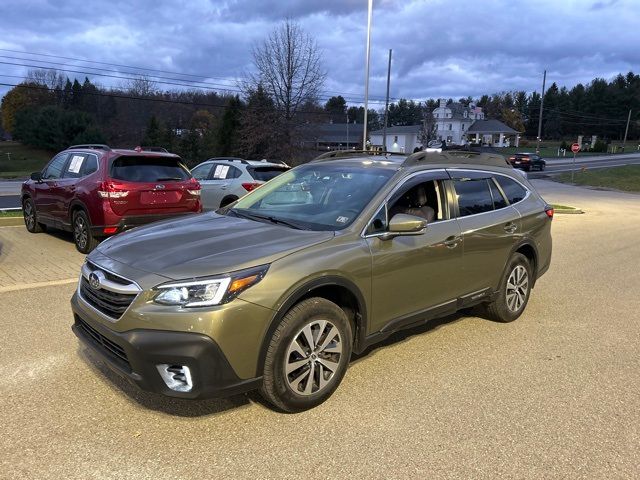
74, 216, 88, 250
506, 265, 529, 312
284, 319, 343, 396
23, 202, 35, 230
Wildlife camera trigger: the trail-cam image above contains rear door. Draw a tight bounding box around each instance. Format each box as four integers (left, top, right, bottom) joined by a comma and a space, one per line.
199, 163, 238, 210
448, 169, 522, 296
53, 152, 89, 221
107, 155, 197, 217
34, 153, 69, 221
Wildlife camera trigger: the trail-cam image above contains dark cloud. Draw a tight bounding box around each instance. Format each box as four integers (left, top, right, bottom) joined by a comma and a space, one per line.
1, 0, 639, 104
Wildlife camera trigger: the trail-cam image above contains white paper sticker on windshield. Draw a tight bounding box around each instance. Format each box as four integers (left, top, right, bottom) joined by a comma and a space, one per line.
219, 165, 229, 178
336, 216, 349, 224
68, 155, 84, 174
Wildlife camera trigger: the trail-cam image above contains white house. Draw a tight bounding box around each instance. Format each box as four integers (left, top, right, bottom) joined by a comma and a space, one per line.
433, 98, 484, 145
369, 125, 422, 153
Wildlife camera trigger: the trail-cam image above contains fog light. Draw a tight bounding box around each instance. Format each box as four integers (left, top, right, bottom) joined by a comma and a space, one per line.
156, 364, 193, 392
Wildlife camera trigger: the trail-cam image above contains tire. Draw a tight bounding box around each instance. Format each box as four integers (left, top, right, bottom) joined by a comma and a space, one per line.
23, 198, 43, 233
483, 253, 533, 323
73, 210, 99, 254
540, 163, 546, 171
260, 297, 353, 412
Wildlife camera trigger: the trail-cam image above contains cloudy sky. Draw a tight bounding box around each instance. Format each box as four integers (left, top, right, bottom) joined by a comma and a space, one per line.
1, 0, 639, 106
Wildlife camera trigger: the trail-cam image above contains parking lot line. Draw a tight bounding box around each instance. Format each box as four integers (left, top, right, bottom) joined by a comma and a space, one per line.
0, 278, 77, 293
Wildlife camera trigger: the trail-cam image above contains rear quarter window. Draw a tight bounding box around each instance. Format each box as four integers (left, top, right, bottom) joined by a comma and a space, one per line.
496, 176, 528, 204
110, 156, 191, 182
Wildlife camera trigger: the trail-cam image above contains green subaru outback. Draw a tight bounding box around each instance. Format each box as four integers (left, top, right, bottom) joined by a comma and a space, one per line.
71, 150, 553, 412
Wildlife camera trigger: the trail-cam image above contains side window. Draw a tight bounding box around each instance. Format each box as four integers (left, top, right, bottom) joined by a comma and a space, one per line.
42, 154, 68, 180
488, 178, 507, 209
82, 154, 99, 176
227, 166, 242, 179
495, 176, 528, 204
453, 178, 494, 217
211, 164, 232, 180
63, 154, 87, 179
388, 177, 447, 222
191, 164, 213, 180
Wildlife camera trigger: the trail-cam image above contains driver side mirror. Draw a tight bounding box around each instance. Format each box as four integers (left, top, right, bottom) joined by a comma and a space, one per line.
380, 214, 427, 240
30, 172, 42, 182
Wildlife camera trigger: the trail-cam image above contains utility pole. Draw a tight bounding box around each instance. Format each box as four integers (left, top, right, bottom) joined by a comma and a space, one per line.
536, 70, 546, 154
382, 49, 392, 151
362, 0, 373, 150
622, 109, 632, 152
346, 113, 350, 150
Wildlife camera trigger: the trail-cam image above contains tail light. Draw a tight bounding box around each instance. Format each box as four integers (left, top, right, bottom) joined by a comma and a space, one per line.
242, 182, 262, 192
187, 178, 201, 196
545, 206, 554, 219
521, 157, 530, 162
98, 182, 129, 198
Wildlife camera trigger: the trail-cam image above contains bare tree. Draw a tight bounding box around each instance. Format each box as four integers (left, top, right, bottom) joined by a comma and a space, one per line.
249, 19, 325, 121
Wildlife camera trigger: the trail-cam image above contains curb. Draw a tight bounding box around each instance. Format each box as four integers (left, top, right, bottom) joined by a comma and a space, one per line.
0, 217, 24, 227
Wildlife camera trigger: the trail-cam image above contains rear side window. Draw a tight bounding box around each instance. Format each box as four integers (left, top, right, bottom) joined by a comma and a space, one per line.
110, 156, 191, 182
496, 176, 527, 204
488, 178, 507, 209
454, 179, 494, 217
83, 155, 99, 176
249, 167, 289, 182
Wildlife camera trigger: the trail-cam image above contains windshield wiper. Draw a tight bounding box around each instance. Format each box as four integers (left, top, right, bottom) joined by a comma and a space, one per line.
229, 209, 309, 230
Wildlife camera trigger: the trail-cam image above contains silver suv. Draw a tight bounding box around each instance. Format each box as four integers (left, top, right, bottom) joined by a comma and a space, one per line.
191, 158, 289, 210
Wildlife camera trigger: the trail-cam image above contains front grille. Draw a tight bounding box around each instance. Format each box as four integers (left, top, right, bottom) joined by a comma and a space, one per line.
80, 277, 137, 319
75, 316, 131, 371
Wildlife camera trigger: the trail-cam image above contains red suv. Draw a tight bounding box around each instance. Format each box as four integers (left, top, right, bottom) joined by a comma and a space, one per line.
21, 144, 202, 253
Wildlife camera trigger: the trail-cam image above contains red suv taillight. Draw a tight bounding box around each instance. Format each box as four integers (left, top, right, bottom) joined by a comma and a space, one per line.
545, 206, 554, 219
242, 182, 262, 192
98, 182, 129, 198
187, 178, 201, 196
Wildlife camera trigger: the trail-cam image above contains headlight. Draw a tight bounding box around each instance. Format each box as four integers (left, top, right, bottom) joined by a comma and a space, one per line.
153, 265, 268, 307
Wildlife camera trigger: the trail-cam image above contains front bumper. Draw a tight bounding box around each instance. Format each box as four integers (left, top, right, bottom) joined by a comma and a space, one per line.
71, 296, 262, 399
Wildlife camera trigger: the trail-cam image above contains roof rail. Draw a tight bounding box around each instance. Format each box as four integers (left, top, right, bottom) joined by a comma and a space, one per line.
311, 149, 406, 163
67, 144, 111, 151
137, 146, 169, 153
206, 157, 250, 164
402, 150, 509, 168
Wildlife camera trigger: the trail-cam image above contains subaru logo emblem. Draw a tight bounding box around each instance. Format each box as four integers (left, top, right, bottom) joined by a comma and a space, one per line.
155, 184, 166, 190
89, 271, 103, 290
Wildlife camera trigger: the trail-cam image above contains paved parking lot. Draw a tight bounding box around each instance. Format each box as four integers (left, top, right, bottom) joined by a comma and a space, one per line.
0, 180, 638, 479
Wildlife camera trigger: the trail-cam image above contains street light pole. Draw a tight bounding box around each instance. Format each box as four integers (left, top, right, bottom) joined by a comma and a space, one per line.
382, 49, 392, 151
362, 0, 373, 150
622, 109, 632, 152
536, 69, 546, 154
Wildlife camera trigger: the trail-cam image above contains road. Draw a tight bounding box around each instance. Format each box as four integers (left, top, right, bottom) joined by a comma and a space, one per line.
0, 180, 638, 479
528, 153, 640, 178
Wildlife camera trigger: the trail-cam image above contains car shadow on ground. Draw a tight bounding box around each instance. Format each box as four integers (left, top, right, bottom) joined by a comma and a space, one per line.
76, 308, 491, 417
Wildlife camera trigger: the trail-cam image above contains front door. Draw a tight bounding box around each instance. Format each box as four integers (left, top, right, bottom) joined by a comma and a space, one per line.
34, 153, 69, 222
365, 171, 464, 333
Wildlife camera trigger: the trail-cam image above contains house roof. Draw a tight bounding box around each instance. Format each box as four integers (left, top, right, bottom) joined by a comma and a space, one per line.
369, 124, 422, 135
467, 119, 520, 134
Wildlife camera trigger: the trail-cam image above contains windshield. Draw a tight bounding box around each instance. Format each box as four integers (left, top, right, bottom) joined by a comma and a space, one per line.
231, 163, 394, 231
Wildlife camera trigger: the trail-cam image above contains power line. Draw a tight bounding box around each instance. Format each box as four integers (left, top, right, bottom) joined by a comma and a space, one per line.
0, 48, 399, 103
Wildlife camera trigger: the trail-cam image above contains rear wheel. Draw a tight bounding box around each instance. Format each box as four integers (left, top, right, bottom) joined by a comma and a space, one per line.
23, 198, 43, 233
539, 163, 546, 171
73, 210, 99, 254
260, 297, 353, 412
483, 253, 532, 322
219, 196, 238, 208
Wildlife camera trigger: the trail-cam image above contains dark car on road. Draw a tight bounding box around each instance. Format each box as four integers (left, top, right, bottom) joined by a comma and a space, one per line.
71, 150, 553, 412
507, 153, 546, 171
22, 144, 202, 253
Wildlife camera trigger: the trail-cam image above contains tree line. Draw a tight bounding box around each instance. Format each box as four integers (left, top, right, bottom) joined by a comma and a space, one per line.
1, 20, 639, 166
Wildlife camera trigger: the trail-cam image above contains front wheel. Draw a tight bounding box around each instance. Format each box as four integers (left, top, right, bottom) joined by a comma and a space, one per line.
23, 198, 43, 233
260, 297, 353, 412
483, 253, 533, 322
73, 210, 99, 254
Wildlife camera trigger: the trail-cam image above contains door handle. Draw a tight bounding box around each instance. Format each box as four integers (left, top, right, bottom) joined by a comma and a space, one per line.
504, 222, 517, 234
443, 235, 461, 248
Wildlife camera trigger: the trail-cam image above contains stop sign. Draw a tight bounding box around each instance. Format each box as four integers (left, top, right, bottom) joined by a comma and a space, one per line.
571, 143, 581, 153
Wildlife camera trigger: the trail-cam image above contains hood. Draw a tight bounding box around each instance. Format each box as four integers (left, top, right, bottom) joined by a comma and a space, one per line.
93, 212, 334, 282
